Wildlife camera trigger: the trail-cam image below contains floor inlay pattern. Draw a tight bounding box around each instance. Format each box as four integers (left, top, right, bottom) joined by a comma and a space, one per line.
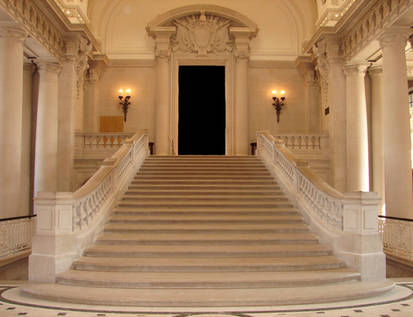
1, 281, 413, 316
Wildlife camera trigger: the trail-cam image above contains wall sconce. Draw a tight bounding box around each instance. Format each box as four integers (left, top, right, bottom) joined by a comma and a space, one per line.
118, 89, 131, 122
272, 90, 286, 123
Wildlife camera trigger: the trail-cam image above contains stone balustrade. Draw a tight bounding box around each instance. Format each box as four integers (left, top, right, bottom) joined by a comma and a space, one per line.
273, 134, 328, 151
74, 132, 135, 159
0, 216, 36, 260
29, 132, 149, 282
379, 216, 413, 262
257, 131, 386, 281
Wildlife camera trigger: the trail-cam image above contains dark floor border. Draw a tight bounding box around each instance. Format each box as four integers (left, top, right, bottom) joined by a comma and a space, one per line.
0, 285, 412, 315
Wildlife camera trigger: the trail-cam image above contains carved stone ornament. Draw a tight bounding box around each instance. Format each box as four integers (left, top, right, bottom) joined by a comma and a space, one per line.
171, 11, 233, 56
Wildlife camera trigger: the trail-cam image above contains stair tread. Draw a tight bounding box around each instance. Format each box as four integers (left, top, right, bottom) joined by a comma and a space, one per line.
85, 243, 328, 253
104, 223, 308, 230
108, 215, 303, 221
96, 232, 318, 241
74, 255, 344, 267
21, 280, 394, 307
57, 269, 360, 285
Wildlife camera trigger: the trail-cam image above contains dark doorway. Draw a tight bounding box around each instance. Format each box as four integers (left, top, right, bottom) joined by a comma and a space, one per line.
178, 66, 226, 155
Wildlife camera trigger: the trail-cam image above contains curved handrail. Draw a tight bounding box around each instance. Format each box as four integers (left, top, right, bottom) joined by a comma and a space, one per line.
257, 131, 385, 280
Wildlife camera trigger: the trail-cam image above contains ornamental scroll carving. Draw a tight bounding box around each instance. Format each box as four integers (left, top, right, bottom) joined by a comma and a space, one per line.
171, 11, 233, 56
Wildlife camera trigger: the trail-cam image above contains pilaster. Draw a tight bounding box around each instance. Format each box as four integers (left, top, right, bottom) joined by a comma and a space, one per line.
296, 56, 321, 133
148, 27, 176, 155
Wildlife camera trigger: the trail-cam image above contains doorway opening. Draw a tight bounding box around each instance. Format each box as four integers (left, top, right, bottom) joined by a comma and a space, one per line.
178, 66, 226, 155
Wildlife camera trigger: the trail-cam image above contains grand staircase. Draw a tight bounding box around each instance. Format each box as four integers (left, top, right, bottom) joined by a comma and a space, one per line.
22, 156, 393, 307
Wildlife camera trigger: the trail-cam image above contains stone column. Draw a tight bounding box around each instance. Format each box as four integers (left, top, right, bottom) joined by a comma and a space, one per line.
296, 56, 321, 133
231, 28, 255, 156
379, 27, 413, 219
369, 67, 385, 214
0, 25, 26, 219
34, 62, 61, 195
344, 63, 370, 192
148, 27, 175, 155
324, 38, 347, 192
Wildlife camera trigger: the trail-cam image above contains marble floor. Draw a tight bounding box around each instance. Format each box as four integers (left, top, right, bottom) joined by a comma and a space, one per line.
1, 279, 413, 317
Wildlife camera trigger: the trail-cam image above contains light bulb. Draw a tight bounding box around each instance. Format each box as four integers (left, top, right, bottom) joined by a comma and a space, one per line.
280, 90, 286, 95
126, 89, 131, 94
272, 90, 277, 96
118, 89, 124, 94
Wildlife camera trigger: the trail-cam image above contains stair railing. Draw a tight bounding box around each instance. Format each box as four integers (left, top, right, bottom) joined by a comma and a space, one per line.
257, 131, 386, 281
29, 132, 149, 282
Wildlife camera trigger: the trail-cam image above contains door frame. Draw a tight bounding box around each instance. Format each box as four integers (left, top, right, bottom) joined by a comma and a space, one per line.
170, 54, 235, 155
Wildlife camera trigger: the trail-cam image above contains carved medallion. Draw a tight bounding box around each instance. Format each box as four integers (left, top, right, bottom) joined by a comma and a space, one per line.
171, 11, 233, 56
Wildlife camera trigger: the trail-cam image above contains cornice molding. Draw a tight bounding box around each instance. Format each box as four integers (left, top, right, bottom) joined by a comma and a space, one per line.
306, 0, 413, 61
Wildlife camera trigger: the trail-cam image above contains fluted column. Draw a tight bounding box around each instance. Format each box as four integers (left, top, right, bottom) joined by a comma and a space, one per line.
231, 28, 255, 155
344, 63, 370, 192
149, 27, 175, 155
0, 25, 26, 219
34, 62, 61, 194
369, 67, 385, 214
379, 27, 413, 219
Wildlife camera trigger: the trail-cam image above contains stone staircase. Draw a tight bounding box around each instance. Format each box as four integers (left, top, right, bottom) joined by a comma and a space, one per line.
22, 156, 393, 307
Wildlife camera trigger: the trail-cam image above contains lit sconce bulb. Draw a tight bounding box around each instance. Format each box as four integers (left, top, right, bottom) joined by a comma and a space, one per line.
126, 89, 131, 94
118, 89, 124, 94
280, 90, 286, 96
272, 90, 277, 96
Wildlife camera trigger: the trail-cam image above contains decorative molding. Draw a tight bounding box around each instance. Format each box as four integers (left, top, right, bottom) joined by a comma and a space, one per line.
171, 12, 233, 57
340, 0, 413, 60
37, 61, 62, 74
0, 0, 65, 59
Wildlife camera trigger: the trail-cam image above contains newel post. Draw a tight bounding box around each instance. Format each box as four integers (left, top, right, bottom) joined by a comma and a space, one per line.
340, 191, 386, 280
29, 192, 76, 282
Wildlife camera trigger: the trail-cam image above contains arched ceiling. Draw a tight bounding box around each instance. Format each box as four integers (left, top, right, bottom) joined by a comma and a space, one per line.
87, 0, 318, 60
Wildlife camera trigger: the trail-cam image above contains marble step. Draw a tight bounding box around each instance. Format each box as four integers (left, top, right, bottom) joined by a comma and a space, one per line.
21, 280, 395, 307
71, 255, 346, 272
95, 232, 319, 245
104, 222, 308, 232
139, 163, 268, 173
83, 243, 329, 258
120, 195, 289, 202
112, 208, 299, 216
55, 269, 360, 288
136, 171, 271, 176
107, 218, 304, 225
108, 214, 303, 222
127, 184, 281, 190
131, 179, 278, 185
116, 201, 294, 209
134, 173, 273, 181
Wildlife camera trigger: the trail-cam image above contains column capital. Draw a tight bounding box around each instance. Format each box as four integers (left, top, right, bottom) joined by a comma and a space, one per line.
368, 66, 383, 77
147, 26, 176, 59
296, 56, 317, 85
378, 27, 411, 50
343, 62, 369, 76
37, 61, 62, 74
0, 23, 27, 42
230, 27, 256, 61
